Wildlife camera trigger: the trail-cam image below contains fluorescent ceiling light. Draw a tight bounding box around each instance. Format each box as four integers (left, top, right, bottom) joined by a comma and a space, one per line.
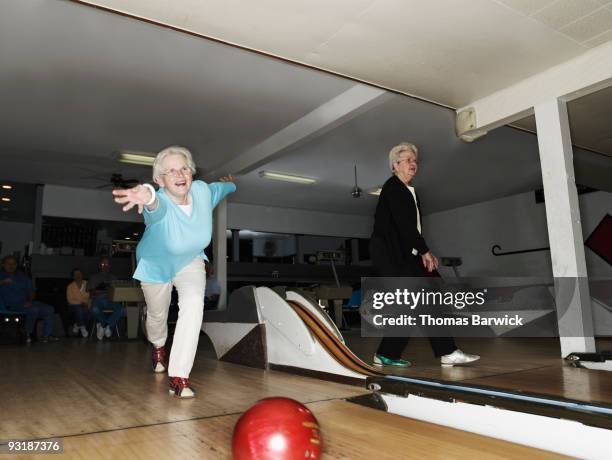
118, 151, 156, 166
259, 171, 316, 185
1, 197, 10, 202
1, 185, 12, 190
369, 188, 382, 196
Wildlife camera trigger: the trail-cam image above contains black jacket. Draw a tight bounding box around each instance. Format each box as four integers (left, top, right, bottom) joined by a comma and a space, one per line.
371, 175, 429, 276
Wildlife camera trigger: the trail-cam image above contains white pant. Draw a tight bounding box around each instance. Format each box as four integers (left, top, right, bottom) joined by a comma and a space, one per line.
141, 257, 206, 378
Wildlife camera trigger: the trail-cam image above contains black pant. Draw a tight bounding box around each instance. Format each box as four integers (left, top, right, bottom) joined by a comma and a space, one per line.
377, 336, 456, 359
371, 237, 457, 359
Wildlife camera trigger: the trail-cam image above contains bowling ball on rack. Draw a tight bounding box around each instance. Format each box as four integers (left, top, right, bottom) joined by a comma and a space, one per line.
232, 397, 322, 460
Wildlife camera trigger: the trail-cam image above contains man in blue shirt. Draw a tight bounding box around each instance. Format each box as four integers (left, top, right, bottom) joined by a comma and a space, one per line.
88, 256, 123, 340
0, 255, 58, 343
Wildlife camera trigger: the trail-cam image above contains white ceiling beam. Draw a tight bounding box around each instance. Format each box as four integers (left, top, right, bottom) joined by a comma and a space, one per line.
456, 41, 612, 140
205, 84, 392, 179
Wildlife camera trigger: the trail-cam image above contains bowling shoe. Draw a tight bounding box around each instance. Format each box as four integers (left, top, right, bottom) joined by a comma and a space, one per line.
96, 323, 104, 340
168, 377, 195, 398
440, 349, 480, 367
152, 345, 168, 373
373, 354, 411, 367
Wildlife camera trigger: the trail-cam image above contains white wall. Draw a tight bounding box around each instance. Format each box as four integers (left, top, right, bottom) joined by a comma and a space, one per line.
0, 221, 33, 257
423, 191, 612, 278
39, 184, 612, 271
228, 203, 372, 238
43, 185, 141, 223
42, 185, 374, 238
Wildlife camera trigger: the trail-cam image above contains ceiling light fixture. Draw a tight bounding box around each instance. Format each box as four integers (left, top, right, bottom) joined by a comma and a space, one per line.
118, 151, 156, 166
369, 188, 382, 196
1, 185, 12, 190
258, 171, 316, 185
1, 197, 11, 202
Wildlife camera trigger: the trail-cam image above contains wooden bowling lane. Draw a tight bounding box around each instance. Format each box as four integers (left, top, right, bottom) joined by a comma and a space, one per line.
464, 365, 612, 405
313, 400, 567, 460
8, 400, 567, 459
0, 340, 364, 440
343, 336, 567, 377
344, 334, 612, 399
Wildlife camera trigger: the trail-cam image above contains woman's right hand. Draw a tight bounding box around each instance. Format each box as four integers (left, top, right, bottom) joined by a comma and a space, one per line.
112, 185, 154, 214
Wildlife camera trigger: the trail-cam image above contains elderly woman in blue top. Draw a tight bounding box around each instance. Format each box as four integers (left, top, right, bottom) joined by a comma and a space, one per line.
112, 146, 235, 398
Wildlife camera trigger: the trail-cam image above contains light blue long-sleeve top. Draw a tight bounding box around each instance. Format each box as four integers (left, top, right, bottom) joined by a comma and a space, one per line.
134, 180, 236, 283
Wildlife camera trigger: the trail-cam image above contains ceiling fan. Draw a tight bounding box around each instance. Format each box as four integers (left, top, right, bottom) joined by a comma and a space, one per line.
95, 173, 140, 189
351, 165, 362, 198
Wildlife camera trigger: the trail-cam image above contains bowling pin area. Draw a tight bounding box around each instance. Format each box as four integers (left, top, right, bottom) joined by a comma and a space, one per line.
2, 336, 610, 459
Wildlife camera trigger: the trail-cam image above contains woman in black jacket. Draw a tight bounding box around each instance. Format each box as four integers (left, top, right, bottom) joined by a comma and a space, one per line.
371, 142, 479, 367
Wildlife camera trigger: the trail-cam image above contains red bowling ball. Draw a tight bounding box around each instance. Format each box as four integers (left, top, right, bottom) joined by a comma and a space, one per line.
232, 397, 322, 460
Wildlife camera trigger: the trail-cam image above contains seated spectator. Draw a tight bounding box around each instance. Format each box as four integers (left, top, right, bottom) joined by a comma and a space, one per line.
204, 264, 221, 309
66, 268, 90, 338
0, 255, 58, 343
345, 288, 362, 309
88, 257, 122, 340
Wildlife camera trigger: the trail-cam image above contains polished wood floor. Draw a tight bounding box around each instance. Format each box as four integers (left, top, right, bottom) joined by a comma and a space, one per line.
345, 334, 612, 404
0, 337, 577, 459
6, 400, 567, 460
1, 339, 363, 440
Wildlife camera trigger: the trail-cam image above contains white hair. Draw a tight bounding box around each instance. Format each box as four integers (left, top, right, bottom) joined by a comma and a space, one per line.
388, 142, 418, 172
152, 146, 197, 181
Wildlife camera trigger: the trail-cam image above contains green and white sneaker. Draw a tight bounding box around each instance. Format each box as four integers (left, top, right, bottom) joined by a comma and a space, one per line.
373, 354, 411, 367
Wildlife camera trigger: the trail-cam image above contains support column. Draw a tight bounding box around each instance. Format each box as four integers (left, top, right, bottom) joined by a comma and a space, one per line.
213, 200, 228, 309
231, 229, 240, 263
351, 239, 360, 265
29, 184, 45, 288
32, 184, 44, 253
296, 235, 304, 264
534, 98, 595, 356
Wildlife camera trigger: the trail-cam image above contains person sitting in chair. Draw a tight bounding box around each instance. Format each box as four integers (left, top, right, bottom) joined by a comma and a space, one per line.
66, 268, 90, 338
88, 257, 123, 340
0, 255, 58, 343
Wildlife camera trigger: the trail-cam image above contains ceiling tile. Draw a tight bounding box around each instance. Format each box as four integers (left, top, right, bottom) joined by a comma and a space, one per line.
582, 28, 612, 47
496, 0, 557, 16
533, 0, 601, 29
560, 7, 612, 42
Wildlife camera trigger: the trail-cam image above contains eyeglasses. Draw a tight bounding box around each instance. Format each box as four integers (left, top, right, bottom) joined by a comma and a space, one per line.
395, 157, 418, 165
160, 166, 192, 177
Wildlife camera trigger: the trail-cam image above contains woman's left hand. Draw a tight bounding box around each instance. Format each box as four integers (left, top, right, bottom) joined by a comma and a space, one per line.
219, 175, 234, 182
